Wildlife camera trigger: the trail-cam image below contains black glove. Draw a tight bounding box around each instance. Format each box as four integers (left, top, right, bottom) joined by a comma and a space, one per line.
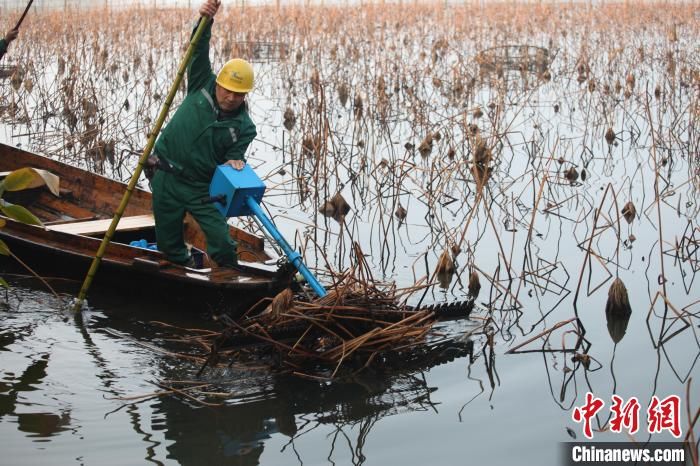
144, 155, 159, 180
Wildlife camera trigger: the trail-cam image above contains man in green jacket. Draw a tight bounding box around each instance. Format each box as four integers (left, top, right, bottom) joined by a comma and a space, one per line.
151, 0, 256, 269
0, 28, 19, 60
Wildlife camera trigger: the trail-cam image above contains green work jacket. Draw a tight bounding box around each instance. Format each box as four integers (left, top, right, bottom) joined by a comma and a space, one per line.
0, 39, 8, 57
154, 20, 256, 187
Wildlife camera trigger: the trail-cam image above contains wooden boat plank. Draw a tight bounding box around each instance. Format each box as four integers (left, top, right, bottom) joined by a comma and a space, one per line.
47, 214, 155, 235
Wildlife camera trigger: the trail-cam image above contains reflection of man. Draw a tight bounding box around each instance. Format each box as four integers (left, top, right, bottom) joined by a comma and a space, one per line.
0, 29, 19, 60
151, 0, 257, 269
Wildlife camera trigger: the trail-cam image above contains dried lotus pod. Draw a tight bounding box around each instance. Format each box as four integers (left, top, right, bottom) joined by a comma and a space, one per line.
621, 201, 636, 224
565, 167, 579, 182
319, 192, 351, 223
270, 288, 294, 320
301, 136, 316, 158
395, 204, 407, 221
435, 249, 455, 275
472, 135, 491, 165
353, 93, 363, 119
435, 249, 455, 289
283, 107, 296, 131
468, 270, 481, 297
338, 82, 349, 107
418, 133, 433, 158
605, 278, 632, 343
319, 201, 336, 217
10, 70, 22, 91
605, 127, 616, 145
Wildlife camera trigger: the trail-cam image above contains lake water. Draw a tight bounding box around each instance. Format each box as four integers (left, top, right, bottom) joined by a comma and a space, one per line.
0, 271, 694, 465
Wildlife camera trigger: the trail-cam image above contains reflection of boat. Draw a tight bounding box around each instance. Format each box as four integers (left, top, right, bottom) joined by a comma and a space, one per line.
0, 142, 293, 312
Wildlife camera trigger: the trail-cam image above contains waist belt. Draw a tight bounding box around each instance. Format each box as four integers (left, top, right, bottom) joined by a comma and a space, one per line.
145, 154, 175, 180
154, 155, 177, 174
150, 154, 201, 184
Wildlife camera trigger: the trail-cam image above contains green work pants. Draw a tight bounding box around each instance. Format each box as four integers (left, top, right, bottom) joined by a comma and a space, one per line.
151, 170, 237, 267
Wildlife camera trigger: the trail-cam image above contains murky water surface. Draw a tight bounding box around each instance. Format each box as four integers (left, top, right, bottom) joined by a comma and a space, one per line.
0, 271, 696, 465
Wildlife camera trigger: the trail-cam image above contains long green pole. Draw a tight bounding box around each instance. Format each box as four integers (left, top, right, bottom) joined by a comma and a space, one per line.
73, 17, 211, 312
0, 0, 34, 61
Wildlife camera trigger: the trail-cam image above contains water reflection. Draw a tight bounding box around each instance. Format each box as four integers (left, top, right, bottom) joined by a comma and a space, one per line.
0, 354, 50, 418
16, 411, 72, 438
147, 339, 472, 465
0, 346, 73, 439
605, 303, 632, 345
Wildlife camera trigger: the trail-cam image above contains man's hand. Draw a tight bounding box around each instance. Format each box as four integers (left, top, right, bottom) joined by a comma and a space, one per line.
199, 0, 220, 19
4, 29, 18, 44
225, 159, 245, 171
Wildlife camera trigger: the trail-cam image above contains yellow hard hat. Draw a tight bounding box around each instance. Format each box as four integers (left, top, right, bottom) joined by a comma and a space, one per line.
216, 58, 254, 93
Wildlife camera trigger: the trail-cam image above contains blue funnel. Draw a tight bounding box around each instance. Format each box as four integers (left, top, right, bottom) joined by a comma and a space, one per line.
210, 165, 327, 298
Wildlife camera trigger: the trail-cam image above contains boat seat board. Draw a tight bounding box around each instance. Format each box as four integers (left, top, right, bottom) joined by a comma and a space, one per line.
47, 214, 155, 235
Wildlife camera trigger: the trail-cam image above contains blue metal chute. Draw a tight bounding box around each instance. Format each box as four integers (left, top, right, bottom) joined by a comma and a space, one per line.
210, 165, 327, 298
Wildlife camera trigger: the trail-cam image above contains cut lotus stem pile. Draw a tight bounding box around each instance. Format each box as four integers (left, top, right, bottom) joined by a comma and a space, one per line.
196, 269, 451, 379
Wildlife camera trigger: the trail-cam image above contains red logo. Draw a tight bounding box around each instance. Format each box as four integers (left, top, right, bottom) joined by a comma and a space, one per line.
572, 393, 682, 439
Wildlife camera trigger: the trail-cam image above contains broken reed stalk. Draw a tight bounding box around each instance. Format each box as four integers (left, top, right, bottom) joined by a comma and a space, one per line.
571, 183, 620, 320
154, 381, 223, 407
506, 317, 577, 354
514, 146, 557, 300
643, 92, 670, 318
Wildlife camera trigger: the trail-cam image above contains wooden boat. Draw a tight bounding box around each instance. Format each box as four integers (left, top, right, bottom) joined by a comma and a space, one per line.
0, 142, 294, 313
